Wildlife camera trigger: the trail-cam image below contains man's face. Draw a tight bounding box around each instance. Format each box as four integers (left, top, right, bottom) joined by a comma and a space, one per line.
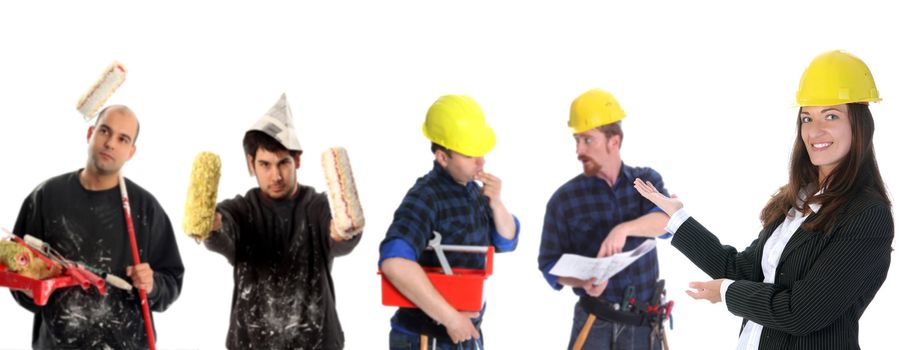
438, 150, 485, 186
573, 128, 616, 177
248, 148, 300, 200
86, 110, 138, 176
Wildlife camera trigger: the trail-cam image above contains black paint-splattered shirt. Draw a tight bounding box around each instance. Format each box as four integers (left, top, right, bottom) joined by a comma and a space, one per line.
205, 185, 360, 350
10, 170, 185, 349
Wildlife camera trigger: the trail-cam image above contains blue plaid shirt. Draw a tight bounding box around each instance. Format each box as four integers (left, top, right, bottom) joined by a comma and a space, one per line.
538, 163, 669, 304
380, 161, 520, 268
380, 161, 520, 337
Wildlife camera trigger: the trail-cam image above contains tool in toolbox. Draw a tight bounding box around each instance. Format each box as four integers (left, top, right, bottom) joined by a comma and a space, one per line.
427, 231, 454, 275
426, 231, 490, 275
0, 229, 108, 306
381, 231, 494, 312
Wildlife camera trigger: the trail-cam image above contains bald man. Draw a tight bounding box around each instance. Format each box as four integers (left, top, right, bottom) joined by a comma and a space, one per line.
9, 105, 184, 349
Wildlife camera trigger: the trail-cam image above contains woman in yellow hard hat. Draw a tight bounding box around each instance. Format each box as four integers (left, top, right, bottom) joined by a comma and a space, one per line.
633, 50, 893, 349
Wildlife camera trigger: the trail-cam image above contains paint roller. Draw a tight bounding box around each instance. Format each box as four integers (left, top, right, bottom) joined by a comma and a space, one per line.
182, 151, 222, 242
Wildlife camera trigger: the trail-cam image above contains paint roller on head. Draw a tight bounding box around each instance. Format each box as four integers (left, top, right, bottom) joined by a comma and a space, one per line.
76, 61, 157, 350
76, 61, 126, 120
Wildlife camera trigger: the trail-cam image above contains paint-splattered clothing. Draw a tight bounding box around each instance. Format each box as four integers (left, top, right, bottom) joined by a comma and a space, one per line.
10, 170, 185, 349
206, 185, 360, 350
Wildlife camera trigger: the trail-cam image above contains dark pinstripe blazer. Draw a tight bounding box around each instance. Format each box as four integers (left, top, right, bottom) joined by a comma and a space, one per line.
672, 192, 893, 350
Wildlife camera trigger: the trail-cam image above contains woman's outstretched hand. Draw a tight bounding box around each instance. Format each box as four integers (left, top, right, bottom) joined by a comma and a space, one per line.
687, 279, 723, 303
633, 178, 683, 216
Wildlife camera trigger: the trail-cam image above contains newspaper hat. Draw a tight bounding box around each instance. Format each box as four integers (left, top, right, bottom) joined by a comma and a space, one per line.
247, 93, 302, 152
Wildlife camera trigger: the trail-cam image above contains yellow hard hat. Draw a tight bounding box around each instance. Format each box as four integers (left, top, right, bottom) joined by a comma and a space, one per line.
422, 95, 496, 157
796, 50, 881, 107
568, 88, 626, 133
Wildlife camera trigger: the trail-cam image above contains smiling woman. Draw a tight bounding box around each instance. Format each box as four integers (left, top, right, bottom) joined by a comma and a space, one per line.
800, 105, 852, 177
636, 50, 894, 350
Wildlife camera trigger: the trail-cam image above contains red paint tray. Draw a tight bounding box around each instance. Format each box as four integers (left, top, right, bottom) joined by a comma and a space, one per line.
1, 235, 106, 305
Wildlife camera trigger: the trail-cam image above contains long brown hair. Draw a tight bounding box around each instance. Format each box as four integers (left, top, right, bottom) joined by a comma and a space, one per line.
760, 103, 890, 233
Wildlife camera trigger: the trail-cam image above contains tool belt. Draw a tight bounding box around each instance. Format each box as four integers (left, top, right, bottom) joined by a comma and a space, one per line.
579, 295, 658, 326
394, 308, 482, 341
580, 280, 673, 327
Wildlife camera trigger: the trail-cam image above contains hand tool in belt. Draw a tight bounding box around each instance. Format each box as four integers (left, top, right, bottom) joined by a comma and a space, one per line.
648, 280, 669, 350
419, 335, 438, 350
573, 285, 637, 350
622, 285, 637, 311
572, 312, 597, 350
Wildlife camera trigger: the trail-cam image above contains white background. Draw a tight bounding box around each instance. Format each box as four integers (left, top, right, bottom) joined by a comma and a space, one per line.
1, 1, 908, 349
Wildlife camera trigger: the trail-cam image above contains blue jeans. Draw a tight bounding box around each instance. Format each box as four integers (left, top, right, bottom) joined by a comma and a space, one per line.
568, 302, 662, 350
390, 328, 484, 350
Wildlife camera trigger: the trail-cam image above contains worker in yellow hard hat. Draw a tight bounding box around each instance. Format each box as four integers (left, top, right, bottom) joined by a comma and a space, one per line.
379, 95, 519, 349
538, 88, 674, 349
634, 50, 893, 349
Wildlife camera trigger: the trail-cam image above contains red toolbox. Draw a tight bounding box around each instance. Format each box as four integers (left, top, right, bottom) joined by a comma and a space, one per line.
380, 246, 494, 312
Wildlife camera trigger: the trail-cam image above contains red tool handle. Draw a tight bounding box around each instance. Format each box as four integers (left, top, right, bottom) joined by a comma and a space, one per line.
76, 264, 107, 293
64, 264, 91, 290
120, 176, 156, 350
